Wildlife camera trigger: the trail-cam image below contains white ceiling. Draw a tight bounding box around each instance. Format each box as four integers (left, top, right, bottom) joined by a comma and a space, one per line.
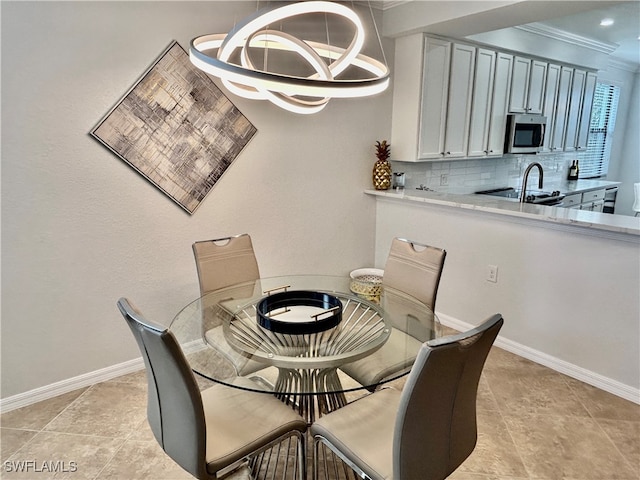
381, 0, 640, 66
535, 1, 640, 65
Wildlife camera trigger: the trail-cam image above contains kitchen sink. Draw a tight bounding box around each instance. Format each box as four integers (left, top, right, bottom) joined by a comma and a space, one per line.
475, 187, 565, 206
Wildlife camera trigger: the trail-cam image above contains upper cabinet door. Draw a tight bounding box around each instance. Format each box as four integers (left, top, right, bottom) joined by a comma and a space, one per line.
527, 60, 547, 114
541, 63, 561, 152
443, 43, 476, 158
417, 37, 452, 159
509, 56, 531, 113
487, 52, 514, 156
509, 57, 547, 114
391, 34, 433, 162
550, 66, 573, 152
564, 68, 587, 151
576, 72, 597, 151
467, 48, 496, 157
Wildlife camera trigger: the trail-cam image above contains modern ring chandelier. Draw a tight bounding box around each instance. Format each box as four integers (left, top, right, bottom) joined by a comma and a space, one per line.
190, 1, 390, 114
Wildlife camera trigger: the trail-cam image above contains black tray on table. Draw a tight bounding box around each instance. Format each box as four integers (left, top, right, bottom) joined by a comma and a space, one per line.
256, 290, 343, 334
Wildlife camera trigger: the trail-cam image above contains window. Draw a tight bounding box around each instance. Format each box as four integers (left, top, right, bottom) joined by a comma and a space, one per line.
580, 83, 620, 178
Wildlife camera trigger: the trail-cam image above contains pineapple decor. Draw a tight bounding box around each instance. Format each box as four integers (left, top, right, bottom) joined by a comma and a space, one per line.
372, 140, 392, 190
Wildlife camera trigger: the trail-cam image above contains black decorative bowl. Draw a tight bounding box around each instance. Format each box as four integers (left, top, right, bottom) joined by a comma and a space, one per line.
256, 290, 343, 334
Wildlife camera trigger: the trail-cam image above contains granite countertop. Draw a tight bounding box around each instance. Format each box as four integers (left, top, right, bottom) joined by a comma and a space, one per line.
533, 179, 621, 195
365, 188, 639, 237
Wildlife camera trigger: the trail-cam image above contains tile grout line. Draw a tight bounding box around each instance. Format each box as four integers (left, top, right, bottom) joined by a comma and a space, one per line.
1, 386, 94, 467
482, 368, 534, 480
561, 374, 639, 475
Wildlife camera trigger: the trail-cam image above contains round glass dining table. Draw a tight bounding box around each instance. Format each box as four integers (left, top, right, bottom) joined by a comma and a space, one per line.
170, 275, 441, 422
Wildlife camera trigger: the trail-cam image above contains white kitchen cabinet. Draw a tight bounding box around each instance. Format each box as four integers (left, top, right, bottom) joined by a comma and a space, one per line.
417, 37, 451, 159
391, 35, 449, 161
486, 53, 514, 156
391, 33, 597, 162
391, 35, 475, 161
562, 193, 582, 208
582, 200, 605, 212
561, 188, 607, 211
442, 43, 476, 158
541, 63, 561, 152
564, 68, 587, 151
467, 48, 497, 157
549, 66, 573, 152
509, 57, 547, 114
576, 72, 597, 151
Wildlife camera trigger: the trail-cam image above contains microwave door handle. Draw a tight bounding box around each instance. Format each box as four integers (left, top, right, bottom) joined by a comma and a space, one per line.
539, 124, 545, 147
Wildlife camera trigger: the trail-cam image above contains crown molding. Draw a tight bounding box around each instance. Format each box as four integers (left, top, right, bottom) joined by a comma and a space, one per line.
607, 57, 640, 73
515, 22, 619, 55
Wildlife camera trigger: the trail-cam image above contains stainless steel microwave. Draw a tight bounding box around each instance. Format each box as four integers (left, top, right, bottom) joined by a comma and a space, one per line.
505, 114, 546, 154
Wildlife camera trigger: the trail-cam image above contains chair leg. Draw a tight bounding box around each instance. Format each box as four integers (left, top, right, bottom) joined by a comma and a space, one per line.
313, 435, 362, 480
297, 431, 307, 480
247, 431, 306, 480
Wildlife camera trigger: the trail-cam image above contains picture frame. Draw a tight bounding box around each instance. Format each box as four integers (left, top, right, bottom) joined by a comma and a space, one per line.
90, 40, 257, 214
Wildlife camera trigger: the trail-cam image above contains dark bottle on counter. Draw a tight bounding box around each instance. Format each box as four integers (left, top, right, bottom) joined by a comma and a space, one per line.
575, 160, 579, 178
568, 160, 578, 180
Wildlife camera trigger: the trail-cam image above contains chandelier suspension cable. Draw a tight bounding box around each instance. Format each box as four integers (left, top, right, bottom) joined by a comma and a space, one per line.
324, 11, 333, 70
367, 0, 388, 69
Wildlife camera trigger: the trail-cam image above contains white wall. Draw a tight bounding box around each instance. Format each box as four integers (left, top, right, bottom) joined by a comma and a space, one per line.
374, 197, 640, 397
0, 2, 393, 398
598, 64, 640, 216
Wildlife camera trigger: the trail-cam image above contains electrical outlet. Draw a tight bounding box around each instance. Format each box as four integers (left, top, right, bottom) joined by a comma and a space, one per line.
440, 174, 449, 186
487, 265, 498, 283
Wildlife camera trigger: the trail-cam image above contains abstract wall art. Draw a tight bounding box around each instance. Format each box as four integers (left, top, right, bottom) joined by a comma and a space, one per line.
91, 40, 257, 214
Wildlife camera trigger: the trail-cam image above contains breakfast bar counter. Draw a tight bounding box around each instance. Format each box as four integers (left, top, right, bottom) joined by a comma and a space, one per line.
365, 188, 639, 237
366, 187, 640, 401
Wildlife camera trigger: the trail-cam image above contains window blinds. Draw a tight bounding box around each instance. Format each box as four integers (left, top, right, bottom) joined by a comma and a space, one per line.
580, 83, 620, 178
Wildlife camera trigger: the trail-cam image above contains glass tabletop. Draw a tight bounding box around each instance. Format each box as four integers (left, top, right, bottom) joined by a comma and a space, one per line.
170, 275, 441, 395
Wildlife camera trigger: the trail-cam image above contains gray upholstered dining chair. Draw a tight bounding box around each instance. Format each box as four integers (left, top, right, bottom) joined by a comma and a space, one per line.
341, 238, 446, 389
312, 314, 503, 480
193, 234, 264, 376
117, 298, 308, 480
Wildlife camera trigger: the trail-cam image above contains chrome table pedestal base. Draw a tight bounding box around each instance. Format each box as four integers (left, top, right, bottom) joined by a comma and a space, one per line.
274, 367, 347, 424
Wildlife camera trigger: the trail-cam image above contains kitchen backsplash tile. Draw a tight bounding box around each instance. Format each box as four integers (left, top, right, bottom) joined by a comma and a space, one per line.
391, 153, 581, 194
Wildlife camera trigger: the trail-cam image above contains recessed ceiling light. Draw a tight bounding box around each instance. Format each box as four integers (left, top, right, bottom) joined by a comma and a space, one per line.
600, 18, 615, 27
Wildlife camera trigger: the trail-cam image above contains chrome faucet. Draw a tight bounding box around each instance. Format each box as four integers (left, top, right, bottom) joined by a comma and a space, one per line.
519, 162, 544, 203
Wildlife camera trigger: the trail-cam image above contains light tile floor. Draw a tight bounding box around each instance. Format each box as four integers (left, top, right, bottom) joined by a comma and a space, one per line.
1, 347, 638, 480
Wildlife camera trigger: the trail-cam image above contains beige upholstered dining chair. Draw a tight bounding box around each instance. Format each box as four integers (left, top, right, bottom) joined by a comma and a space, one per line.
312, 314, 503, 480
117, 298, 307, 480
341, 238, 446, 389
381, 237, 446, 308
192, 234, 264, 376
192, 234, 260, 294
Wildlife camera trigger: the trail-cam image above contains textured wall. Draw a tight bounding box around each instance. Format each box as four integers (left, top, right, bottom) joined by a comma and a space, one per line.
1, 1, 393, 398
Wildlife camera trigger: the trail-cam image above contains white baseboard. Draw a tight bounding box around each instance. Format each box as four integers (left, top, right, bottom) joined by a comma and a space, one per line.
437, 312, 640, 405
0, 340, 206, 414
1, 320, 638, 413
0, 358, 146, 414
